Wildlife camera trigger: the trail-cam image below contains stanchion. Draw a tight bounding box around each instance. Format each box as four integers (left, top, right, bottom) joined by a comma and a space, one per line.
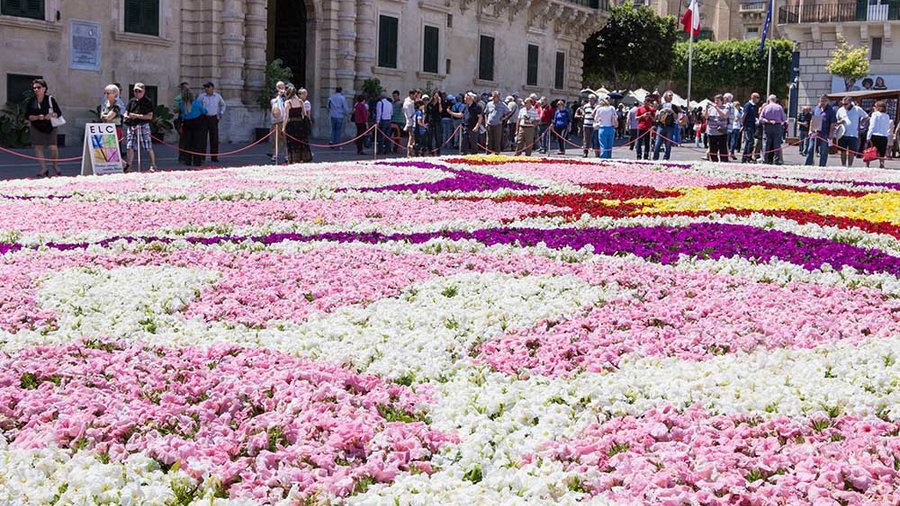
373, 123, 378, 161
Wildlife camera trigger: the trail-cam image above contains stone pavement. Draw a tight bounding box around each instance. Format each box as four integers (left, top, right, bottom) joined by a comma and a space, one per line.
1, 134, 896, 181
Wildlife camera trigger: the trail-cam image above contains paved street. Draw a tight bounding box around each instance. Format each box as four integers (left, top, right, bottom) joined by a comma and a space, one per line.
1, 134, 897, 181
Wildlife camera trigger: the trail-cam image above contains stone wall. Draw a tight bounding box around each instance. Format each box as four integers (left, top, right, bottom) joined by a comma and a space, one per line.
1, 0, 607, 145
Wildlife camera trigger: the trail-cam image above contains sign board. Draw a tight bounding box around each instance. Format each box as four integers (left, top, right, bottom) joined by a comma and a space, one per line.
81, 123, 124, 176
70, 20, 101, 71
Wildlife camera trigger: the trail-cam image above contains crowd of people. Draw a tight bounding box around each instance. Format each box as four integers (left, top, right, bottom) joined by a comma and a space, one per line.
20, 78, 900, 175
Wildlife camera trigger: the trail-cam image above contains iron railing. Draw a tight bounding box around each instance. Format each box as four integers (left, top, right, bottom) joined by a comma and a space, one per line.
778, 2, 900, 23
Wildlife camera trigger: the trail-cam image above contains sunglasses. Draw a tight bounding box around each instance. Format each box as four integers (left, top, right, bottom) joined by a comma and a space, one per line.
32, 86, 43, 90
134, 89, 144, 93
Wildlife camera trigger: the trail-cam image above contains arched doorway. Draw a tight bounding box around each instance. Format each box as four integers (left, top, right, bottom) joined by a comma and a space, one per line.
268, 0, 309, 88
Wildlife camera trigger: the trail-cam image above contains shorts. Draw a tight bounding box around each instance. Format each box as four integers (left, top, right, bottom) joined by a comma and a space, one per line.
126, 123, 152, 150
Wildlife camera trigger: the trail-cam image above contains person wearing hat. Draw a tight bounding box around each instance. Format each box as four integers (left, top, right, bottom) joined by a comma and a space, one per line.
123, 82, 158, 171
199, 81, 226, 162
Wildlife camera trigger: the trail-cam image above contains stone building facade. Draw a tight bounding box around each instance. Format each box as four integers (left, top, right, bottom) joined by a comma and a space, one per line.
779, 2, 900, 108
1, 0, 608, 144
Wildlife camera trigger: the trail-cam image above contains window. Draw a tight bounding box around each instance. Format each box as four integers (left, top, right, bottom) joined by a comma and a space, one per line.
526, 45, 539, 87
446, 59, 451, 74
555, 52, 565, 90
124, 0, 159, 36
479, 35, 495, 81
1, 0, 43, 20
447, 13, 453, 28
128, 84, 159, 106
6, 73, 41, 104
378, 15, 399, 68
423, 25, 439, 73
872, 37, 882, 60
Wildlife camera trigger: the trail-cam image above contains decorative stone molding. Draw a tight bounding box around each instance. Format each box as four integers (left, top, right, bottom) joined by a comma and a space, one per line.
0, 16, 62, 33
112, 30, 174, 47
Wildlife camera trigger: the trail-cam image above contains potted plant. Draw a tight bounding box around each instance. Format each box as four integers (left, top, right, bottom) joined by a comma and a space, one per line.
0, 102, 30, 148
256, 59, 293, 140
150, 104, 175, 143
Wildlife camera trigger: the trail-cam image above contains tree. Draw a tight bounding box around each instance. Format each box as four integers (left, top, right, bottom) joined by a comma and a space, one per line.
670, 39, 793, 100
583, 2, 678, 90
257, 59, 293, 113
825, 36, 870, 92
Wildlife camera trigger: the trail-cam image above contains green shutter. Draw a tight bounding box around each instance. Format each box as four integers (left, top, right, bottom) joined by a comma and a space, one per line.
423, 26, 439, 73
554, 52, 565, 90
855, 0, 867, 21
2, 0, 44, 19
378, 15, 398, 68
479, 35, 494, 81
125, 0, 159, 36
526, 45, 539, 87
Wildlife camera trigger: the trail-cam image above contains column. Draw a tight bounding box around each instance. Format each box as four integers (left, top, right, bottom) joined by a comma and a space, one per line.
354, 0, 376, 89
336, 0, 358, 94
243, 0, 268, 105
220, 0, 246, 99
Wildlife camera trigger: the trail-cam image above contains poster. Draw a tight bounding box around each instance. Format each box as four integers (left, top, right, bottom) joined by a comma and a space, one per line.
70, 20, 101, 71
81, 123, 124, 176
831, 74, 900, 93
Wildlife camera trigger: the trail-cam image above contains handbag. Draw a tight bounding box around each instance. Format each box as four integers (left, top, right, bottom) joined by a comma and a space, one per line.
48, 96, 66, 127
863, 146, 879, 163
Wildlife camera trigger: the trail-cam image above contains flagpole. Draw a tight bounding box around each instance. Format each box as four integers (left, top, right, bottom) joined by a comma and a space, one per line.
765, 0, 774, 97
688, 28, 693, 108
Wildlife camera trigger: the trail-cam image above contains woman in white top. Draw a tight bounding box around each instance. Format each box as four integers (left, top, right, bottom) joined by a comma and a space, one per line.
866, 100, 891, 168
515, 97, 540, 156
593, 98, 618, 159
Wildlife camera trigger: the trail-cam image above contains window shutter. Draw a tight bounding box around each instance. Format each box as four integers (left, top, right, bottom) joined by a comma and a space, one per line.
142, 0, 159, 36
555, 52, 565, 90
479, 35, 494, 81
423, 26, 439, 73
378, 15, 398, 68
2, 0, 44, 19
125, 0, 158, 35
526, 45, 539, 87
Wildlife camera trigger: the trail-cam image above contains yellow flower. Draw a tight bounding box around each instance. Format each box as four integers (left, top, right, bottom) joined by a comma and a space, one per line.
627, 186, 900, 225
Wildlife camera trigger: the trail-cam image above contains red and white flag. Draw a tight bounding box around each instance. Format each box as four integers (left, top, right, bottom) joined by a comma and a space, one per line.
681, 0, 700, 38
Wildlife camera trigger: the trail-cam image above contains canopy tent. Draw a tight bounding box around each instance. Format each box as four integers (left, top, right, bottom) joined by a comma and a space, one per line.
690, 99, 712, 109
670, 93, 688, 107
628, 88, 649, 103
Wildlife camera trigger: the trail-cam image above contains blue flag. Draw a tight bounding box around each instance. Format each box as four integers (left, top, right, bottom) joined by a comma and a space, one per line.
759, 0, 773, 52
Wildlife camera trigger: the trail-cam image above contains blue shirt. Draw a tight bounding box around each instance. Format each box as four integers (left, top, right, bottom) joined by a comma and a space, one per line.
815, 104, 837, 135
413, 110, 426, 136
742, 101, 758, 128
553, 109, 571, 129
179, 98, 207, 121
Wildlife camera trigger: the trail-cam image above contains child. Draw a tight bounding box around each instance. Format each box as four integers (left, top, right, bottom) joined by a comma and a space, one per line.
413, 100, 427, 156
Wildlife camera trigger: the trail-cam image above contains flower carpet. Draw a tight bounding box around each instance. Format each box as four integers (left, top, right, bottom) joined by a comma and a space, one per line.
1, 156, 899, 505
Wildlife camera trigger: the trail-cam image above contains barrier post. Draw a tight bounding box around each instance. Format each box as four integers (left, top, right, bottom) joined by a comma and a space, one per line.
273, 126, 279, 166
373, 124, 378, 161
135, 127, 141, 172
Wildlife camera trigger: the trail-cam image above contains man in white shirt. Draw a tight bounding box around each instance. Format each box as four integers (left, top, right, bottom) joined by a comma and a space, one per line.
199, 81, 226, 162
374, 91, 394, 155
269, 81, 286, 163
835, 97, 868, 166
402, 89, 418, 157
626, 104, 639, 151
327, 87, 350, 147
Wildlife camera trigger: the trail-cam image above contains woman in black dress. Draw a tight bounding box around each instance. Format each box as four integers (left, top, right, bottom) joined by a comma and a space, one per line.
283, 84, 313, 163
25, 79, 63, 177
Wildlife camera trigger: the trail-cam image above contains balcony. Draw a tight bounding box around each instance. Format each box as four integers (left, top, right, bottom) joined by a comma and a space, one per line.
778, 1, 900, 23
564, 0, 607, 9
740, 2, 768, 11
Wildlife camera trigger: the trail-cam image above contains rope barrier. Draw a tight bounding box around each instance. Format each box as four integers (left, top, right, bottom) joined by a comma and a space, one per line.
150, 129, 273, 157
476, 126, 550, 155
0, 145, 84, 163
550, 127, 652, 153
281, 124, 377, 149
